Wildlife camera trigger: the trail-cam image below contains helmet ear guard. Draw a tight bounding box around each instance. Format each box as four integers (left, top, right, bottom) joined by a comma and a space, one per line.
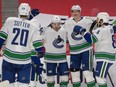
97, 12, 109, 24
18, 3, 31, 18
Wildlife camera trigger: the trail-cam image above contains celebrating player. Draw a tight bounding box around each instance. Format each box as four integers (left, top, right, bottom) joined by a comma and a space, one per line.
64, 5, 95, 87
43, 16, 69, 87
28, 9, 44, 87
0, 3, 44, 87
74, 12, 116, 87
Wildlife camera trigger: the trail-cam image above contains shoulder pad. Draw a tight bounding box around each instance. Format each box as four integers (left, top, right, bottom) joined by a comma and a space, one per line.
5, 17, 17, 22
83, 16, 94, 21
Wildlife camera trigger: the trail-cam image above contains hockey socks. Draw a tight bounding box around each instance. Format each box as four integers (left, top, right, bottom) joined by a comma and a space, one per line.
87, 81, 96, 87
47, 82, 54, 87
98, 83, 107, 87
60, 81, 68, 87
72, 82, 81, 87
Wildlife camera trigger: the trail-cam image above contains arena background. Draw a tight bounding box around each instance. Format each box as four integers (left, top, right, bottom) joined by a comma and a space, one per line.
0, 0, 116, 87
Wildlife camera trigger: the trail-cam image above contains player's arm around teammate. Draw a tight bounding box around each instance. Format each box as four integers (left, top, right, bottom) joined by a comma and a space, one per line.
74, 12, 116, 87
28, 9, 45, 87
64, 5, 95, 87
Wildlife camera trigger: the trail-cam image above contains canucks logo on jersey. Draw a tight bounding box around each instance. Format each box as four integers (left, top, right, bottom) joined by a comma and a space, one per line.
71, 32, 82, 40
53, 35, 64, 48
39, 27, 44, 35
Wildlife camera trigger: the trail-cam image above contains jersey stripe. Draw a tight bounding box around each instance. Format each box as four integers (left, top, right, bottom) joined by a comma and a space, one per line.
4, 48, 31, 60
95, 52, 115, 61
44, 52, 66, 61
92, 34, 98, 43
31, 50, 37, 57
70, 42, 92, 52
33, 40, 43, 49
0, 31, 8, 40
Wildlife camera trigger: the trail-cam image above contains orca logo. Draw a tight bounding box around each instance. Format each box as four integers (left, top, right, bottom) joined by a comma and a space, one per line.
53, 35, 64, 48
71, 32, 82, 40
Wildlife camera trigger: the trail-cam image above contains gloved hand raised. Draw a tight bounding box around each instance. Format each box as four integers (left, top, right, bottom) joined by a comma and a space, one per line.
73, 25, 86, 35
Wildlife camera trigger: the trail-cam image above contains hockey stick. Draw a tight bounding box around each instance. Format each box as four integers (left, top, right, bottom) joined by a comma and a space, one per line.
56, 64, 60, 84
107, 72, 114, 87
39, 74, 47, 83
31, 62, 47, 84
0, 74, 2, 82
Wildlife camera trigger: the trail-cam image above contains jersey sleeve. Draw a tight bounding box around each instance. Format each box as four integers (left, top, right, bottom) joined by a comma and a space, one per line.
91, 28, 102, 43
83, 28, 102, 44
0, 18, 9, 47
32, 29, 43, 53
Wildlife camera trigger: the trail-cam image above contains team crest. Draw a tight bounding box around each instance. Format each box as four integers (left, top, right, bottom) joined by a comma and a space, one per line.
53, 35, 64, 48
71, 32, 82, 40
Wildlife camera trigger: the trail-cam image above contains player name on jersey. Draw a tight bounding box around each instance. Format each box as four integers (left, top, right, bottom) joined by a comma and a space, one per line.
14, 20, 30, 28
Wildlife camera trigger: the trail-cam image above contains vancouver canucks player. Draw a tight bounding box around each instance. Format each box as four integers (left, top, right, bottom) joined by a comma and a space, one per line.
28, 9, 44, 87
43, 16, 69, 87
64, 5, 95, 87
0, 3, 43, 87
74, 12, 116, 87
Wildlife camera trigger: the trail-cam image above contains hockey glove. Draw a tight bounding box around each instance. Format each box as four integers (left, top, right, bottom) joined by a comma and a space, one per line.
113, 26, 116, 33
29, 9, 40, 20
31, 56, 43, 75
37, 46, 45, 58
73, 25, 86, 35
31, 56, 41, 65
31, 9, 40, 16
35, 63, 43, 75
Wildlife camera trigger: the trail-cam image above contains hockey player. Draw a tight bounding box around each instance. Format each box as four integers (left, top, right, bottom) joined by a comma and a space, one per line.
73, 12, 116, 87
64, 5, 95, 87
43, 16, 69, 87
0, 3, 44, 87
29, 9, 44, 87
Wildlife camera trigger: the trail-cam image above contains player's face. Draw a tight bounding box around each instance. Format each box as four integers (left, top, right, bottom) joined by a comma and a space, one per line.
71, 10, 81, 18
51, 23, 61, 31
96, 18, 103, 27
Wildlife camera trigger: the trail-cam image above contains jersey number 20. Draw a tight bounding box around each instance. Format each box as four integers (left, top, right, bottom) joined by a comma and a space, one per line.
11, 28, 29, 46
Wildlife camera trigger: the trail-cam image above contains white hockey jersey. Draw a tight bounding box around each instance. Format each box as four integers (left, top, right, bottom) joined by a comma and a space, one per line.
43, 27, 67, 63
92, 25, 116, 63
65, 17, 93, 54
0, 17, 43, 64
30, 18, 42, 57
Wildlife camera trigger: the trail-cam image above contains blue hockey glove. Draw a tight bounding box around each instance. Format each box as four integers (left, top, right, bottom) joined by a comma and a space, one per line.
113, 26, 116, 33
31, 56, 43, 75
37, 46, 45, 58
31, 56, 41, 64
37, 52, 44, 58
73, 25, 86, 35
29, 9, 40, 20
36, 63, 43, 75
